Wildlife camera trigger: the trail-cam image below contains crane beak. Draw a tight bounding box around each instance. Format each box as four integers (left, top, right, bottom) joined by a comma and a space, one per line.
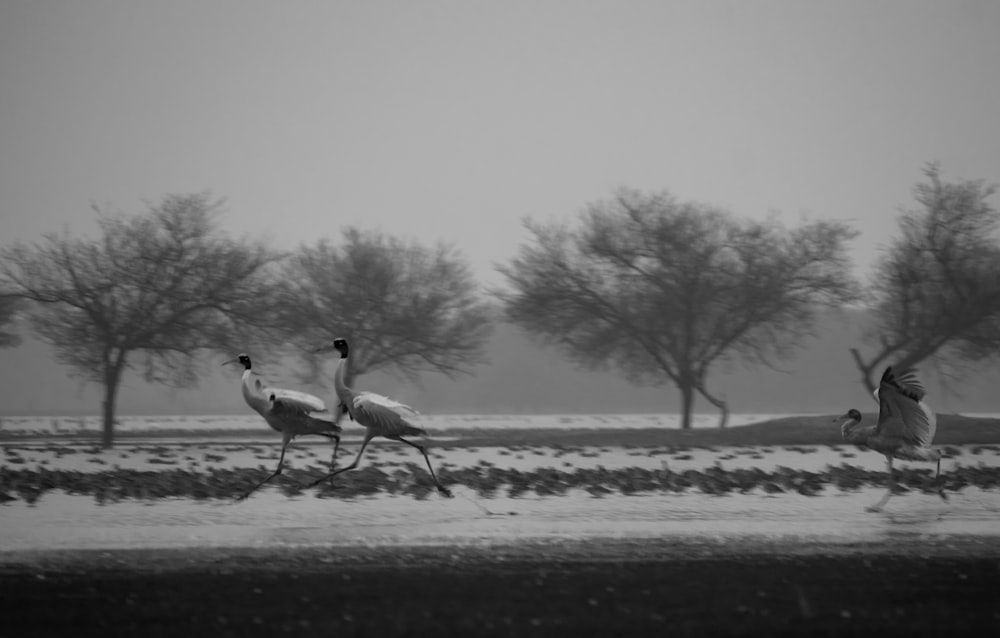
831, 412, 848, 423
221, 357, 240, 367
311, 343, 333, 354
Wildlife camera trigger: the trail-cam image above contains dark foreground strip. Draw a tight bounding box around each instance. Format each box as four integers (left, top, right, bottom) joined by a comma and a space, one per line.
1, 541, 999, 637
4, 462, 997, 503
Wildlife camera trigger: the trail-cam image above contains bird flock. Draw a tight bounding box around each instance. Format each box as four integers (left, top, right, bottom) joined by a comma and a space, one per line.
225, 339, 948, 512
223, 338, 454, 501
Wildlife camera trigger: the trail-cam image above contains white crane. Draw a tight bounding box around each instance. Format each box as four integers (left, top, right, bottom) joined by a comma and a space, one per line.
306, 338, 453, 497
222, 353, 343, 500
834, 365, 947, 512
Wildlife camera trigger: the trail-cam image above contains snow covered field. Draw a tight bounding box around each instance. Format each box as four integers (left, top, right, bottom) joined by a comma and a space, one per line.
3, 432, 999, 554
3, 436, 998, 474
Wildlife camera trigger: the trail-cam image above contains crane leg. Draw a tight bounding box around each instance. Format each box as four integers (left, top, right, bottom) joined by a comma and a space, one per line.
935, 456, 948, 502
306, 432, 373, 488
867, 456, 895, 512
319, 432, 342, 470
398, 436, 452, 497
237, 434, 292, 501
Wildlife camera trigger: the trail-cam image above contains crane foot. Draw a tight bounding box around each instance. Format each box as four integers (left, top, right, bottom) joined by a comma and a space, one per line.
438, 486, 453, 498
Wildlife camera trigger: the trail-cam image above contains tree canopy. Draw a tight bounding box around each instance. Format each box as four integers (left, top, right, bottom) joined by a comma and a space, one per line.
498, 188, 858, 428
851, 163, 1000, 392
274, 227, 495, 388
0, 193, 282, 446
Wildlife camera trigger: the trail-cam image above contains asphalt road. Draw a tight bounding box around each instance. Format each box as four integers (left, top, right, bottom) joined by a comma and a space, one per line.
2, 540, 999, 637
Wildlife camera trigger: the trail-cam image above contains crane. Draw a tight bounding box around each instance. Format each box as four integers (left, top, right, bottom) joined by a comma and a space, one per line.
305, 338, 453, 497
834, 365, 947, 512
222, 353, 343, 500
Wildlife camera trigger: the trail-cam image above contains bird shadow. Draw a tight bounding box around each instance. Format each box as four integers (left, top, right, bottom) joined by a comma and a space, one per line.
884, 511, 946, 526
453, 490, 518, 517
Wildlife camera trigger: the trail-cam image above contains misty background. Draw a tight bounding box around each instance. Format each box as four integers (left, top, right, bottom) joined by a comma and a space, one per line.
4, 314, 1000, 417
2, 1, 999, 417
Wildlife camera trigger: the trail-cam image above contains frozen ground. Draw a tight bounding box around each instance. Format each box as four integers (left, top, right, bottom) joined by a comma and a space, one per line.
2, 437, 999, 555
3, 427, 999, 637
3, 486, 1000, 555
4, 436, 1000, 474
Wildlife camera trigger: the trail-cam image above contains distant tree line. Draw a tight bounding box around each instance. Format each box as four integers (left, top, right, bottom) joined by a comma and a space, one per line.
1, 163, 998, 446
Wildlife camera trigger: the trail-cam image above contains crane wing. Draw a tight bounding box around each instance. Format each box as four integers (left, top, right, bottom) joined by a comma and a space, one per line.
352, 395, 423, 435
247, 369, 328, 414
353, 391, 420, 417
884, 366, 927, 402
268, 388, 328, 414
875, 366, 936, 446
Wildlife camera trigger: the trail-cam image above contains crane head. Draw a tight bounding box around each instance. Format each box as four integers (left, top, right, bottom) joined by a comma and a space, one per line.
831, 408, 862, 424
312, 338, 349, 358
333, 338, 349, 357
221, 354, 252, 369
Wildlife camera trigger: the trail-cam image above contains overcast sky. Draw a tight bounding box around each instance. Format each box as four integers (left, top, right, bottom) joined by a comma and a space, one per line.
2, 0, 998, 290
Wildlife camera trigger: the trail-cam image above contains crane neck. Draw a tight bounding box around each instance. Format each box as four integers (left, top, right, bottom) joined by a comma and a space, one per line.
334, 355, 354, 404
841, 418, 866, 444
240, 369, 268, 415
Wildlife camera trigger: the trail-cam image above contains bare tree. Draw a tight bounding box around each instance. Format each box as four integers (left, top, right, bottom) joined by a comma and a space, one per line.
276, 227, 494, 389
0, 193, 283, 447
0, 294, 22, 348
850, 163, 1000, 392
498, 188, 858, 429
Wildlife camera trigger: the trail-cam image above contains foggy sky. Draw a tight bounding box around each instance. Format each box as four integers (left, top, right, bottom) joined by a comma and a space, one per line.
2, 0, 998, 288
1, 1, 999, 415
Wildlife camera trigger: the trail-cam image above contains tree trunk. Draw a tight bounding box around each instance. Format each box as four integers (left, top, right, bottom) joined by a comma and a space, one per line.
100, 357, 125, 449
101, 381, 117, 449
697, 384, 729, 429
678, 382, 695, 430
849, 348, 878, 395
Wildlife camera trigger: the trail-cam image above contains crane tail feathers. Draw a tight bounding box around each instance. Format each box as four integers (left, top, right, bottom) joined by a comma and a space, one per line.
401, 424, 427, 437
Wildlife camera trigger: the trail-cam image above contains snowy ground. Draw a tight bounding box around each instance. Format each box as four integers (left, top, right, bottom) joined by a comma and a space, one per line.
3, 436, 999, 555
4, 485, 1000, 554
4, 436, 1000, 474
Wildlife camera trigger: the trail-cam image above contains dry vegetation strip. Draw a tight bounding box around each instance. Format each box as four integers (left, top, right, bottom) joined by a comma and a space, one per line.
3, 414, 999, 448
